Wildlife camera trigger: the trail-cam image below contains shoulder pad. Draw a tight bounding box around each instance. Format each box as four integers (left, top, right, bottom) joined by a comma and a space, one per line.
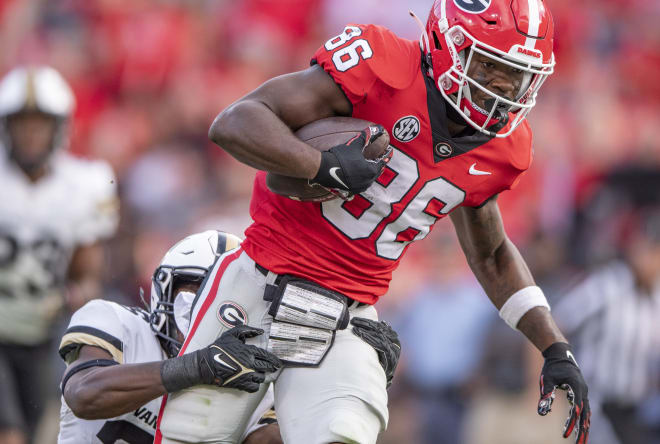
312, 24, 420, 104
57, 154, 119, 244
59, 299, 126, 364
486, 119, 533, 191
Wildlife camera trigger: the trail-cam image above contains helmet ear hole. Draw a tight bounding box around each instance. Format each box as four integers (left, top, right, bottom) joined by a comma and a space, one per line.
432, 31, 442, 50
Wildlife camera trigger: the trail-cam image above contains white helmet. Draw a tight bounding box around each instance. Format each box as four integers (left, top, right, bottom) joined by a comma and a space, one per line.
0, 66, 76, 165
150, 230, 242, 357
0, 66, 75, 118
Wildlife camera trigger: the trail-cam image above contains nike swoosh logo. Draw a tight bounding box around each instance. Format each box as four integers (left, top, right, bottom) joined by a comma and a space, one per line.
214, 353, 238, 371
566, 350, 579, 367
329, 167, 349, 189
468, 163, 492, 176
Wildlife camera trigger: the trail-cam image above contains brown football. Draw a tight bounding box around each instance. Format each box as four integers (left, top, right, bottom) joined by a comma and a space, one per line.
266, 117, 390, 201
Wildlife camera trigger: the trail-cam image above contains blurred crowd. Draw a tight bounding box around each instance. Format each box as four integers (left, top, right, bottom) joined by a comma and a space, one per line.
1, 0, 659, 443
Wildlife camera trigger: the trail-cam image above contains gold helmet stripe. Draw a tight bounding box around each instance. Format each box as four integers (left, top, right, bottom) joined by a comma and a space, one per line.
24, 67, 38, 111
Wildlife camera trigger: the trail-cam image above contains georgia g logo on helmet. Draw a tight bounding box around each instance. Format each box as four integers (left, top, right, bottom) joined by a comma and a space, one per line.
453, 0, 492, 14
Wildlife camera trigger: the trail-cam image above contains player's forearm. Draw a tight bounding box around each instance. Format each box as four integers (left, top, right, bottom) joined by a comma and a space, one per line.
467, 236, 533, 307
209, 99, 321, 179
65, 362, 166, 419
468, 237, 566, 351
517, 306, 566, 352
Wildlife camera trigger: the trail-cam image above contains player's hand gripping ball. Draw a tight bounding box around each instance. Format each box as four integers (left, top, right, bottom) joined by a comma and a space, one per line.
266, 117, 392, 201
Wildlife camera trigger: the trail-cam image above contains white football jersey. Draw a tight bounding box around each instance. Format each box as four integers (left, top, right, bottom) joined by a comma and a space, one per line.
58, 299, 275, 443
0, 150, 118, 345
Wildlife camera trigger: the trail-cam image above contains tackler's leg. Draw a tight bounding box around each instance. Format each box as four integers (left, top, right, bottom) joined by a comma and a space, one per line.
274, 304, 389, 444
155, 250, 276, 444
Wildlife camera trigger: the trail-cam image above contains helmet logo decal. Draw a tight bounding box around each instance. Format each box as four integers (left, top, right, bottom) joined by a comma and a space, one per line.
516, 46, 542, 59
217, 302, 247, 328
392, 116, 421, 143
453, 0, 492, 14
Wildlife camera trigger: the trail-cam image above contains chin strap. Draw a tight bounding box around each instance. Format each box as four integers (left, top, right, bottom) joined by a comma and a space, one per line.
409, 10, 430, 54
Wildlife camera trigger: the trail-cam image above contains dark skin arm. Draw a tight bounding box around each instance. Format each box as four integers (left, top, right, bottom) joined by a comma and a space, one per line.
62, 345, 166, 420
208, 64, 351, 179
66, 243, 105, 312
450, 196, 566, 351
244, 424, 282, 444
64, 345, 285, 443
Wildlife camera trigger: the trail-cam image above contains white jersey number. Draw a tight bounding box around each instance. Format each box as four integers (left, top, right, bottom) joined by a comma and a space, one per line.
322, 146, 466, 260
324, 26, 373, 72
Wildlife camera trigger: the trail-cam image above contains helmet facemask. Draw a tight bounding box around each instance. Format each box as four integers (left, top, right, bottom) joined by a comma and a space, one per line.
3, 111, 66, 175
147, 229, 241, 358
413, 0, 556, 138
150, 265, 206, 358
436, 26, 553, 137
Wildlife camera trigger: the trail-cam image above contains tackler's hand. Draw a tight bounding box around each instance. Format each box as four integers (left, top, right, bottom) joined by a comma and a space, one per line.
161, 325, 282, 394
351, 317, 401, 388
537, 342, 591, 444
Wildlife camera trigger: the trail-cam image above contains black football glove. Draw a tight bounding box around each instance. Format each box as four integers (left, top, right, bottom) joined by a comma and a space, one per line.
351, 317, 401, 388
311, 125, 389, 195
537, 342, 591, 444
161, 325, 282, 393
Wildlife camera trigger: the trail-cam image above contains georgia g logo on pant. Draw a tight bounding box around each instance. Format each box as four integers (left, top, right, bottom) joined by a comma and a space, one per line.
217, 302, 248, 328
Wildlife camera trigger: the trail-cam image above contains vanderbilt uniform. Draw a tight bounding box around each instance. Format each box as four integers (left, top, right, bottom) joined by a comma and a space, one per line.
58, 299, 275, 443
158, 24, 533, 444
0, 151, 118, 345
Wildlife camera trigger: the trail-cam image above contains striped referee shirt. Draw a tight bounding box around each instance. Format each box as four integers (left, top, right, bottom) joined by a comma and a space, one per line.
553, 260, 660, 405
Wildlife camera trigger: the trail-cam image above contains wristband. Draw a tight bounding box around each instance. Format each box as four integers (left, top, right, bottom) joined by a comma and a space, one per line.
542, 341, 572, 359
160, 352, 202, 393
499, 285, 550, 330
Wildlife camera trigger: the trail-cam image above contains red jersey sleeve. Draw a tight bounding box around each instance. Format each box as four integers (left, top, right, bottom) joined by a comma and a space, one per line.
311, 24, 419, 106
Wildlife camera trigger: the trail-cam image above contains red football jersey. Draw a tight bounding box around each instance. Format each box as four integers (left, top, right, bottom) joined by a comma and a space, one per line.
242, 24, 533, 304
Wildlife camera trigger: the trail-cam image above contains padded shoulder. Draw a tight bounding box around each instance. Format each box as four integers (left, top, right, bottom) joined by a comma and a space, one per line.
55, 153, 119, 245
312, 24, 420, 105
58, 300, 142, 364
489, 119, 534, 191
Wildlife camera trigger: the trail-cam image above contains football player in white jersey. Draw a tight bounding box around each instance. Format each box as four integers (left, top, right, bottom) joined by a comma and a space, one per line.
0, 66, 119, 444
58, 230, 283, 444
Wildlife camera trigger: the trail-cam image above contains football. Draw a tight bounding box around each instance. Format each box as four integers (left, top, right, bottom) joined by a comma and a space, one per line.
266, 117, 390, 201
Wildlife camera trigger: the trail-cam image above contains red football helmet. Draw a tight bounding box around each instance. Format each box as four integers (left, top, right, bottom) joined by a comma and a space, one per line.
413, 0, 554, 137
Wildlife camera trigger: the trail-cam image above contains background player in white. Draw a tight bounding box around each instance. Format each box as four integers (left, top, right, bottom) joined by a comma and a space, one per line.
58, 230, 283, 444
0, 66, 119, 444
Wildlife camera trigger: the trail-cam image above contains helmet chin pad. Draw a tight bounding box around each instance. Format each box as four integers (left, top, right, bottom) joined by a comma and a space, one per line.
459, 96, 505, 128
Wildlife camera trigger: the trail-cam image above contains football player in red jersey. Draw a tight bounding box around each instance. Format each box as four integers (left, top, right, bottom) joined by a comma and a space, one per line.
156, 1, 590, 443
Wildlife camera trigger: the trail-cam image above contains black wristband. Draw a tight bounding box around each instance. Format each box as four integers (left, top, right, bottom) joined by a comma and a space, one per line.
160, 352, 203, 393
312, 151, 343, 187
542, 341, 571, 358
61, 359, 119, 394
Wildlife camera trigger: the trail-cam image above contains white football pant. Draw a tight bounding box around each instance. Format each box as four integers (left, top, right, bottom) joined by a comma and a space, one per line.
156, 250, 388, 444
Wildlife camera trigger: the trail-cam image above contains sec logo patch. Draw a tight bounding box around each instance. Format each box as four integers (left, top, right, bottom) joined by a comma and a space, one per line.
217, 302, 247, 328
453, 0, 492, 14
392, 116, 421, 143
